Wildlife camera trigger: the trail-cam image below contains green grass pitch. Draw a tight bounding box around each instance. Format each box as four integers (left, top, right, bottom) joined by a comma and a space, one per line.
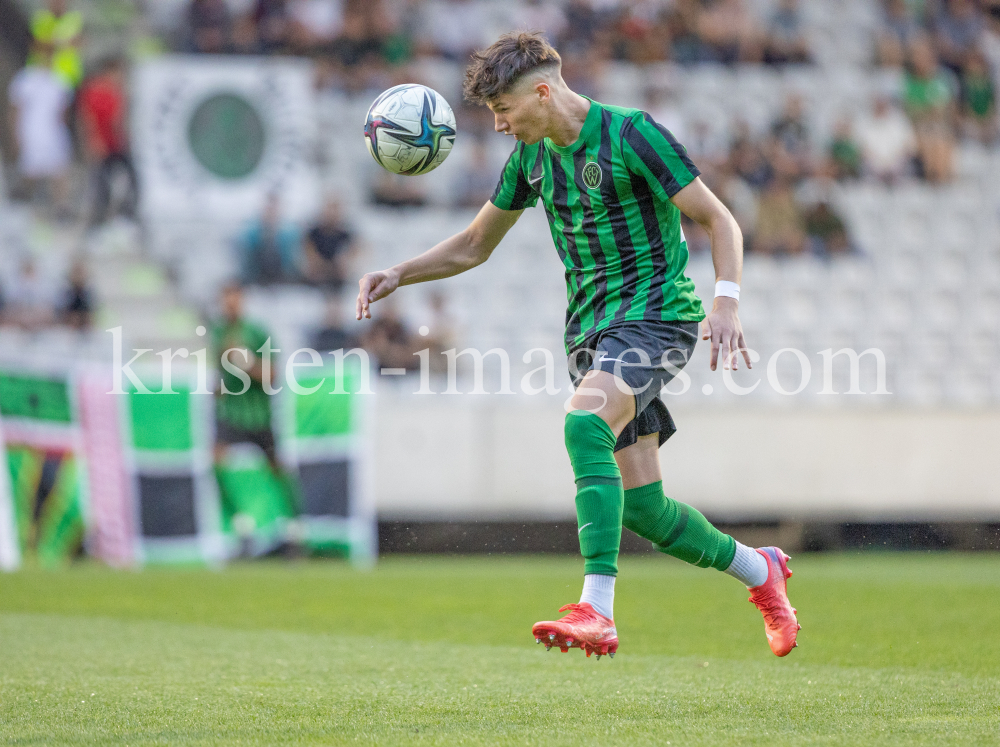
1, 553, 998, 746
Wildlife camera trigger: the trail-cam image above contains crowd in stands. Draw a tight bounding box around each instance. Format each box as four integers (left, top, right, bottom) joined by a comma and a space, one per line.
181, 0, 813, 71
8, 0, 1000, 338
0, 256, 94, 333
175, 0, 1000, 256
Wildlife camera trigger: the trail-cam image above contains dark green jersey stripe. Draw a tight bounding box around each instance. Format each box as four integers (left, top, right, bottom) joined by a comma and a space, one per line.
597, 108, 639, 319
491, 98, 705, 351
571, 147, 610, 327
549, 154, 587, 340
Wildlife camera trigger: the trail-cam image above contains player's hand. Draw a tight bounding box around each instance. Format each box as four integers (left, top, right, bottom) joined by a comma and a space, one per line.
356, 269, 400, 320
701, 296, 751, 371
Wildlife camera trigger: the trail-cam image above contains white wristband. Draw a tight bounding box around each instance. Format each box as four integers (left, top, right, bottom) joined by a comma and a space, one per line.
715, 280, 740, 301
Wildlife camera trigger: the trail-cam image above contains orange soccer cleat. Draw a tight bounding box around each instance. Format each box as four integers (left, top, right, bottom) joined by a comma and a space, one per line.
748, 546, 801, 657
532, 603, 619, 659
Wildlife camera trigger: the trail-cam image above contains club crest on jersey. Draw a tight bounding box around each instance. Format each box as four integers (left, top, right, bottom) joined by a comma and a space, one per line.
582, 161, 602, 189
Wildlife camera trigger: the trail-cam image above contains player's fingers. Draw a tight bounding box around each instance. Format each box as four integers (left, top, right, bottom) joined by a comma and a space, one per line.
738, 331, 752, 369
722, 334, 735, 370
371, 277, 392, 303
709, 336, 720, 371
701, 318, 712, 340
355, 279, 367, 320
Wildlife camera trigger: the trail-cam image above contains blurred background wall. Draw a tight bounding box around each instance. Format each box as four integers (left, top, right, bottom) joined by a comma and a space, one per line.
0, 0, 998, 561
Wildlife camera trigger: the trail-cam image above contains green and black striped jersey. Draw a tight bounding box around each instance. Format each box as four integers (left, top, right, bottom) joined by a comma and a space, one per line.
491, 97, 706, 351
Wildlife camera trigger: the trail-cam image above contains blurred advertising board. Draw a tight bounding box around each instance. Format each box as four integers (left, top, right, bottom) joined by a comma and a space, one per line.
0, 359, 375, 569
132, 55, 321, 223
0, 366, 89, 568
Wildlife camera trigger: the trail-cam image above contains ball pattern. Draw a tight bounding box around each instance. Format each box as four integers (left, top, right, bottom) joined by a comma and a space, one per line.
364, 84, 457, 176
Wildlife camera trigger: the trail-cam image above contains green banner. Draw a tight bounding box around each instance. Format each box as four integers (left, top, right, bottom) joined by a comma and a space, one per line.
129, 390, 193, 451
0, 373, 73, 423
7, 446, 84, 566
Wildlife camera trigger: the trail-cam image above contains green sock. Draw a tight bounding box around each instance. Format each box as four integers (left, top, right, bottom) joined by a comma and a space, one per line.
564, 411, 623, 577
622, 480, 736, 570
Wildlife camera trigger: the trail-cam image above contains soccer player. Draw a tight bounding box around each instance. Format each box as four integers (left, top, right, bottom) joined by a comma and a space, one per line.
355, 32, 800, 659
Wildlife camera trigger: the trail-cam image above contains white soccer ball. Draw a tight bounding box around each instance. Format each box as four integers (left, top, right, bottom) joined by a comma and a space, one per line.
364, 84, 457, 176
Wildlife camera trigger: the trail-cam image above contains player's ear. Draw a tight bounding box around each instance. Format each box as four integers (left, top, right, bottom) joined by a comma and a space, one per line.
535, 81, 551, 103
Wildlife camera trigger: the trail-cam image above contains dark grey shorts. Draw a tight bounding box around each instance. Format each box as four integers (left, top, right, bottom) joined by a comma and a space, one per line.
567, 320, 700, 452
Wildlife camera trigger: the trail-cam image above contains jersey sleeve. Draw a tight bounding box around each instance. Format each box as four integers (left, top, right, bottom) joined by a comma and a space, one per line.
620, 112, 700, 202
490, 142, 539, 211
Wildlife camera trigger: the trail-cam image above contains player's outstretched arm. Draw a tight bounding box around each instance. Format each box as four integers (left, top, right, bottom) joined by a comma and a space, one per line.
356, 202, 522, 320
670, 177, 752, 372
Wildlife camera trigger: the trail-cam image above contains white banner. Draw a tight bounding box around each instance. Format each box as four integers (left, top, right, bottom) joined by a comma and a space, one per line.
0, 415, 19, 571
133, 55, 320, 222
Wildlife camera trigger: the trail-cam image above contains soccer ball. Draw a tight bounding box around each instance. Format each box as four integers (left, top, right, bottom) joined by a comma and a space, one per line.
364, 84, 457, 176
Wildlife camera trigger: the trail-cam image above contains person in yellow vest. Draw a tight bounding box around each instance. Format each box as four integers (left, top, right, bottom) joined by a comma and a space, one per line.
31, 0, 84, 88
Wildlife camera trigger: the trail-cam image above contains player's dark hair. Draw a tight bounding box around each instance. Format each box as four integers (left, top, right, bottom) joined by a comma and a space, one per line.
463, 31, 561, 105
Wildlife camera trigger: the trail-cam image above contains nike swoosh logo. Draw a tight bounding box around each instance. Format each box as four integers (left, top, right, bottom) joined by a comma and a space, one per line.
596, 356, 619, 364
528, 175, 543, 186
578, 522, 593, 535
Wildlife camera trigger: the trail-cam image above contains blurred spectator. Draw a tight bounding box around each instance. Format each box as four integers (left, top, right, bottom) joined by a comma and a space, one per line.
663, 0, 705, 64
30, 0, 83, 88
561, 0, 601, 55
78, 57, 138, 227
188, 0, 231, 53
303, 196, 360, 291
855, 95, 918, 183
288, 0, 343, 52
904, 40, 956, 182
511, 0, 568, 46
729, 121, 773, 189
371, 170, 428, 208
328, 0, 391, 70
424, 290, 456, 352
60, 258, 94, 330
714, 162, 759, 249
684, 118, 729, 170
210, 283, 287, 483
421, 0, 491, 62
752, 178, 806, 256
979, 0, 1000, 85
612, 1, 670, 64
764, 0, 810, 65
935, 0, 983, 75
804, 200, 853, 257
826, 117, 863, 181
240, 193, 302, 285
697, 0, 763, 65
558, 48, 603, 99
452, 139, 497, 209
770, 93, 812, 177
7, 44, 73, 215
311, 292, 359, 352
231, 9, 260, 53
4, 258, 57, 331
876, 0, 920, 68
378, 0, 420, 65
360, 299, 420, 371
255, 0, 291, 54
959, 50, 997, 144
644, 85, 687, 147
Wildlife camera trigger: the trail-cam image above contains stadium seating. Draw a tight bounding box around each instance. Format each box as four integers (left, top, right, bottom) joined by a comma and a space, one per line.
1, 0, 997, 409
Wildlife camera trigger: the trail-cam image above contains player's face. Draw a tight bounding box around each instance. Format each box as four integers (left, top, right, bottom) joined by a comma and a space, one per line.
489, 87, 546, 145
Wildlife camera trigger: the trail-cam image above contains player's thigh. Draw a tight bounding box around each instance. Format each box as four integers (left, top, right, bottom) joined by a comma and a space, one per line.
568, 369, 637, 435
614, 433, 662, 490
